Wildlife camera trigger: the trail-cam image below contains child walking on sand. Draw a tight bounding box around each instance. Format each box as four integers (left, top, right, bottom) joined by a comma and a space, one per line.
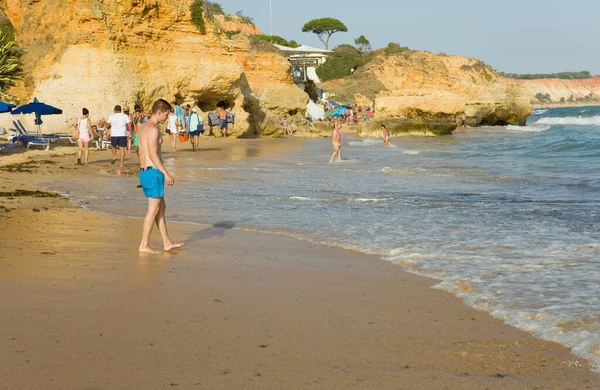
381, 124, 390, 148
329, 119, 343, 163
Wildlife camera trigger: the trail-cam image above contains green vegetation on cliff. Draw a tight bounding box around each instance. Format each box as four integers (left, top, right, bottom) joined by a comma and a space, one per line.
316, 44, 372, 82
191, 1, 231, 34
190, 0, 207, 34
254, 34, 299, 48
500, 71, 592, 80
0, 18, 20, 98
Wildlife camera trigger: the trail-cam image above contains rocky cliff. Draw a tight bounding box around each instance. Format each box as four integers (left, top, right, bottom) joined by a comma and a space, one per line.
510, 76, 600, 105
321, 50, 532, 136
0, 0, 307, 136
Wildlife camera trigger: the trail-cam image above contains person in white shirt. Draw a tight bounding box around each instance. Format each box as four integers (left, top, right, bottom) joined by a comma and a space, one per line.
105, 105, 131, 168
166, 108, 178, 152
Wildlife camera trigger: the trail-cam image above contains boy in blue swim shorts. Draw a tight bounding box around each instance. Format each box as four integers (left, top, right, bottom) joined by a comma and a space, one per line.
137, 99, 185, 254
139, 167, 165, 198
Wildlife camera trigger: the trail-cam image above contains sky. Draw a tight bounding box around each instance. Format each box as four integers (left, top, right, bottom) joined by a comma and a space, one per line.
220, 0, 600, 75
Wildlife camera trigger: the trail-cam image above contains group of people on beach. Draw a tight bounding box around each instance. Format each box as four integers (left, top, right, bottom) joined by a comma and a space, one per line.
322, 102, 375, 125
73, 103, 233, 165
73, 104, 149, 167
72, 98, 391, 252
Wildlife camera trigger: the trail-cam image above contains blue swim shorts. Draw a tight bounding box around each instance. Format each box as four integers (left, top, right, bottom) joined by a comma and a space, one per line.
219, 119, 228, 129
189, 130, 201, 137
139, 168, 164, 198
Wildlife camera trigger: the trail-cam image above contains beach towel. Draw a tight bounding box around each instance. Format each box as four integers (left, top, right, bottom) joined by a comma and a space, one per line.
175, 105, 186, 132
208, 112, 219, 127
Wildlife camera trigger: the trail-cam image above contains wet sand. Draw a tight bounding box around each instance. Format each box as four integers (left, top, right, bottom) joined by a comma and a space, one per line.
1, 139, 599, 389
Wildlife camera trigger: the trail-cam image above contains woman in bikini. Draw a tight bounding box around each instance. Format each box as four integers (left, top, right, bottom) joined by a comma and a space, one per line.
381, 124, 390, 148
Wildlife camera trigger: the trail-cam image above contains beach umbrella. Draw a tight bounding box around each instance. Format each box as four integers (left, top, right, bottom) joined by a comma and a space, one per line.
0, 101, 15, 113
12, 97, 62, 134
324, 108, 340, 118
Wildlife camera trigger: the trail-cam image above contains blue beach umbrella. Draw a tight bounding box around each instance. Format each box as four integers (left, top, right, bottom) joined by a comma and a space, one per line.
12, 97, 63, 134
0, 101, 15, 113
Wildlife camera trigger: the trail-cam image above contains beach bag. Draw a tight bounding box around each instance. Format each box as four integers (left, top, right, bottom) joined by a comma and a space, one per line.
178, 131, 189, 143
73, 118, 80, 140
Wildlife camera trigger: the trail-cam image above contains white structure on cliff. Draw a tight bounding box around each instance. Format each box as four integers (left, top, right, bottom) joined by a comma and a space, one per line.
274, 44, 332, 84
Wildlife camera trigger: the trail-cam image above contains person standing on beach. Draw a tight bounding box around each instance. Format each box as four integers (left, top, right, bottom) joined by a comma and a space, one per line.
329, 119, 343, 163
188, 109, 203, 151
105, 105, 131, 167
166, 108, 178, 152
74, 108, 98, 165
217, 106, 229, 137
123, 105, 133, 152
381, 124, 390, 148
138, 99, 185, 253
461, 114, 467, 128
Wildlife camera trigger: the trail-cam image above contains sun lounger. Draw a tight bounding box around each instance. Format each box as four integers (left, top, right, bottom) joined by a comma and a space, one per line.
13, 126, 50, 150
0, 143, 17, 151
13, 120, 61, 142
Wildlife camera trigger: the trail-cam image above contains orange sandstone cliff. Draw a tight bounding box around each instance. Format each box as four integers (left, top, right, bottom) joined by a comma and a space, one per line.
321, 51, 533, 136
0, 0, 307, 135
510, 76, 600, 105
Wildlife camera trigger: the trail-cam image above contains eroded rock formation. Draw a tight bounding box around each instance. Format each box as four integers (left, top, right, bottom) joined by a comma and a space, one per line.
1, 0, 307, 135
321, 51, 532, 136
510, 76, 600, 105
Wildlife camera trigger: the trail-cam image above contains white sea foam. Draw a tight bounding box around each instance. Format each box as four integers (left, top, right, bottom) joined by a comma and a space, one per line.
505, 124, 551, 132
402, 149, 420, 155
535, 116, 600, 126
348, 138, 382, 147
533, 109, 548, 115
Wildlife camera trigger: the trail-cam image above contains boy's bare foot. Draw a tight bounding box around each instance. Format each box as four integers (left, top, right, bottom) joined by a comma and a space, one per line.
164, 242, 185, 252
139, 246, 163, 254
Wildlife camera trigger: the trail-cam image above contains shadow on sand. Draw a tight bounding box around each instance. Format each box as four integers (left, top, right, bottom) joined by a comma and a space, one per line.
186, 221, 236, 243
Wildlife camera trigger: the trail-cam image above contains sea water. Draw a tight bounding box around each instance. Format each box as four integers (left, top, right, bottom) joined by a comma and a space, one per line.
43, 106, 600, 370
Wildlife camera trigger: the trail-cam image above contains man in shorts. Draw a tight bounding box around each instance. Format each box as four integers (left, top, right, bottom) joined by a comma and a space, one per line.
105, 105, 131, 167
217, 106, 229, 137
138, 99, 185, 254
188, 109, 203, 151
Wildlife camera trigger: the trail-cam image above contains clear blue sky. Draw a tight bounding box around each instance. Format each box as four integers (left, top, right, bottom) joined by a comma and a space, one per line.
221, 0, 600, 75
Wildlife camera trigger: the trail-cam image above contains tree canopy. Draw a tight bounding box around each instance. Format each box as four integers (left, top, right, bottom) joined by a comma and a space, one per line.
354, 35, 371, 52
254, 34, 299, 48
316, 44, 363, 82
301, 17, 347, 50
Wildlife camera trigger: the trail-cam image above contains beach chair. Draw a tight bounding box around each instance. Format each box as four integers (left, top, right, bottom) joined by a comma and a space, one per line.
13, 120, 59, 142
13, 126, 50, 150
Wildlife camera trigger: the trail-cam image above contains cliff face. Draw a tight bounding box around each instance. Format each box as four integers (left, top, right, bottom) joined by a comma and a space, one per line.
321, 51, 532, 136
510, 76, 600, 105
1, 0, 307, 135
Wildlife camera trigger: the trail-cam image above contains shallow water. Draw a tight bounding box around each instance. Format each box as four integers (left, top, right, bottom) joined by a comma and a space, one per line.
44, 106, 600, 370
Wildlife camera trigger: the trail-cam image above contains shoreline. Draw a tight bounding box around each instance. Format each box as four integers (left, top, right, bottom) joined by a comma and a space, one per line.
533, 102, 600, 109
1, 138, 599, 388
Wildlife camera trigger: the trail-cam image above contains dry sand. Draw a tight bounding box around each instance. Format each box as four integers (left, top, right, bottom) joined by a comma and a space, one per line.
1, 139, 599, 389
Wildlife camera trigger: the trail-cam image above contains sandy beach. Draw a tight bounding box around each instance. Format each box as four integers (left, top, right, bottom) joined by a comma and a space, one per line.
1, 138, 599, 389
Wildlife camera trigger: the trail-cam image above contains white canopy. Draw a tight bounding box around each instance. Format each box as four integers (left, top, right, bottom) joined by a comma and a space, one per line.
274, 44, 333, 55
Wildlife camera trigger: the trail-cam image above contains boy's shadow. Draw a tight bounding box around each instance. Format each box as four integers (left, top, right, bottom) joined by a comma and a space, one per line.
187, 221, 236, 243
